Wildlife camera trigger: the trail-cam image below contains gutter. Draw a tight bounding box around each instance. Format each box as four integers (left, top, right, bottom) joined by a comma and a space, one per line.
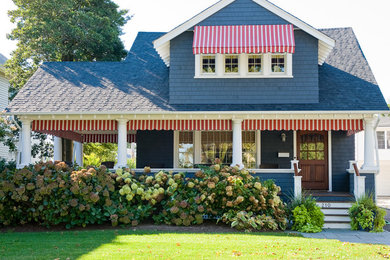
4, 110, 390, 116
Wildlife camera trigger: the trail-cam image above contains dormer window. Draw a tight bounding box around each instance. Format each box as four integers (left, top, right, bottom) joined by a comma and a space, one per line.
271, 54, 286, 73
248, 55, 262, 73
201, 55, 216, 74
225, 55, 239, 73
193, 25, 295, 78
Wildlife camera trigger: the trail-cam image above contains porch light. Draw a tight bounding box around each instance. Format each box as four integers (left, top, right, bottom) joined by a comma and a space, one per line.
281, 132, 287, 142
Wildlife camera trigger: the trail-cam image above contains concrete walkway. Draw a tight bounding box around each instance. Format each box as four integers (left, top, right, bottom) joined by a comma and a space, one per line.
301, 229, 390, 245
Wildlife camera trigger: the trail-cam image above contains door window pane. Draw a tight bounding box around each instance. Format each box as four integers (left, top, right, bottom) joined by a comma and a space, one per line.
299, 133, 326, 161
178, 132, 194, 168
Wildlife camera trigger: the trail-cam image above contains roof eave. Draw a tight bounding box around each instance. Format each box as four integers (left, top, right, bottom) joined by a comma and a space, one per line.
153, 0, 336, 67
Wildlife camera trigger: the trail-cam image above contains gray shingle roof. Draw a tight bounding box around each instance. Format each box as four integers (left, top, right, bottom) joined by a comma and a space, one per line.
6, 28, 389, 113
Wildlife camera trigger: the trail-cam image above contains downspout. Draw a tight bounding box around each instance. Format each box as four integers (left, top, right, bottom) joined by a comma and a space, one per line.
373, 114, 381, 201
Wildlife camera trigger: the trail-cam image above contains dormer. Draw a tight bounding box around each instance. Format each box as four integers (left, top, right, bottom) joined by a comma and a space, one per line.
153, 0, 335, 105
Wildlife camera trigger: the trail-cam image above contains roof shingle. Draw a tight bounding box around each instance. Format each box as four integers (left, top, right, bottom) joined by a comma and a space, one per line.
6, 28, 389, 113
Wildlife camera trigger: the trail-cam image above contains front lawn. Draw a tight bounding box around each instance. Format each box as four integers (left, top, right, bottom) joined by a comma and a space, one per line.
1, 229, 389, 259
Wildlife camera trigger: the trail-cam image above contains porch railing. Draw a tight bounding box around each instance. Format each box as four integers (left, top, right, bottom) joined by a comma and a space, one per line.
291, 159, 302, 199
349, 160, 366, 199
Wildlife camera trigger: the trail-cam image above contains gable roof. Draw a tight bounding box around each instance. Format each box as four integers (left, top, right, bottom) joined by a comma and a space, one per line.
5, 28, 389, 114
153, 0, 335, 67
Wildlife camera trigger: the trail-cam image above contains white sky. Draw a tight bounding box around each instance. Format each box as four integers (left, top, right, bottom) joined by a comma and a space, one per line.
1, 0, 389, 102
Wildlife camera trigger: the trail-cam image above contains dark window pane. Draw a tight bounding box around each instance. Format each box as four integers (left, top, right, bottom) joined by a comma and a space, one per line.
378, 131, 385, 149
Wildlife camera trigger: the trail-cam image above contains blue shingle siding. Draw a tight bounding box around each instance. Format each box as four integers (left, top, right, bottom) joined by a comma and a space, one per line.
261, 131, 293, 169
332, 131, 355, 192
136, 130, 174, 168
198, 0, 288, 26
362, 173, 375, 197
168, 0, 319, 105
254, 172, 294, 201
349, 172, 376, 199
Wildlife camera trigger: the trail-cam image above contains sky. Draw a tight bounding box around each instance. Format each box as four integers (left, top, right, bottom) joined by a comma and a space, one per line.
0, 0, 389, 102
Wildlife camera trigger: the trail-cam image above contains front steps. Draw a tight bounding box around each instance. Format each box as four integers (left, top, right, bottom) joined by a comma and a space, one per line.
310, 191, 354, 229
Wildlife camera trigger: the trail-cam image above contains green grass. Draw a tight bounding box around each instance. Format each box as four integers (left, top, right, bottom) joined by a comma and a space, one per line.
0, 229, 389, 259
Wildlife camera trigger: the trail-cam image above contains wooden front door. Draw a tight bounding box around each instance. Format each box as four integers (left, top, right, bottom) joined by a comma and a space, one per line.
297, 131, 328, 190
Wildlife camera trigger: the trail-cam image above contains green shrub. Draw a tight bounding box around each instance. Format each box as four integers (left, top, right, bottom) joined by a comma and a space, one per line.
288, 195, 324, 233
349, 194, 387, 232
0, 161, 287, 231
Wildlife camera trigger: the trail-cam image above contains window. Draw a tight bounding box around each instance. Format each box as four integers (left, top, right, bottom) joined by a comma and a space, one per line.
202, 55, 216, 73
225, 55, 239, 73
387, 131, 390, 149
299, 134, 325, 161
271, 54, 285, 73
178, 132, 194, 168
377, 130, 390, 150
201, 131, 233, 165
195, 53, 292, 78
242, 131, 256, 168
248, 55, 262, 73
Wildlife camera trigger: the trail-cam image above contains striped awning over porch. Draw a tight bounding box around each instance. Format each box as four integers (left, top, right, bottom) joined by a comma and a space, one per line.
241, 119, 364, 131
82, 134, 136, 143
193, 24, 295, 54
32, 119, 364, 132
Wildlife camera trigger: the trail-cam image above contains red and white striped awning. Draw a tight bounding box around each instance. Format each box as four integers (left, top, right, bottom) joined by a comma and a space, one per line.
193, 24, 295, 54
242, 119, 364, 131
82, 134, 136, 143
127, 120, 232, 131
32, 120, 117, 131
32, 119, 363, 133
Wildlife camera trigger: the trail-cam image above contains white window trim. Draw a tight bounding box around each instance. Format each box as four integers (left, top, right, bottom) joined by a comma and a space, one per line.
195, 53, 293, 78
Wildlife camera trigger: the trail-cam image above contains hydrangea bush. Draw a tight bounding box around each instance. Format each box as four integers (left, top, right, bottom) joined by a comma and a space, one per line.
0, 161, 287, 231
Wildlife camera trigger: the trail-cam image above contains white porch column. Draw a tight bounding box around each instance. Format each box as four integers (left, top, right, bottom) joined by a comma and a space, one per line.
231, 119, 244, 168
362, 117, 376, 170
115, 119, 128, 169
19, 119, 32, 168
73, 141, 83, 166
53, 137, 62, 162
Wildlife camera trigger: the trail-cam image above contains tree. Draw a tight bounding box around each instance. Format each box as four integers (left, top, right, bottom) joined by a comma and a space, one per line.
3, 0, 130, 160
6, 0, 130, 98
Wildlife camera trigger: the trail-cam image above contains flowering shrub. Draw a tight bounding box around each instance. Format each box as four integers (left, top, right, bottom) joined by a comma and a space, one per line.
0, 161, 287, 231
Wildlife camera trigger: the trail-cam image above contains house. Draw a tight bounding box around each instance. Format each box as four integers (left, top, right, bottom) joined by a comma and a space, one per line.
356, 116, 390, 196
5, 0, 389, 215
0, 53, 14, 161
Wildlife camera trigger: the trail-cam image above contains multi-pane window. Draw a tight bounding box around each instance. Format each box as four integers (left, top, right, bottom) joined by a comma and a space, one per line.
377, 131, 390, 150
202, 56, 216, 73
248, 55, 262, 73
271, 54, 285, 73
299, 134, 325, 161
242, 131, 256, 168
225, 55, 239, 73
201, 131, 233, 165
178, 132, 194, 168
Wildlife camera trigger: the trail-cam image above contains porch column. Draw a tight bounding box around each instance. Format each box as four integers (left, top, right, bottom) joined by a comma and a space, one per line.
231, 119, 244, 168
53, 137, 62, 162
115, 119, 128, 169
20, 119, 32, 168
73, 141, 83, 166
362, 117, 376, 170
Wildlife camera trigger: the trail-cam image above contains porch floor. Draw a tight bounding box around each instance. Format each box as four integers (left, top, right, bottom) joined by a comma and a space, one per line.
305, 190, 355, 202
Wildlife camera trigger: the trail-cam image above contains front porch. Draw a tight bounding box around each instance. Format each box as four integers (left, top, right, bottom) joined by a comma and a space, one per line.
16, 113, 380, 196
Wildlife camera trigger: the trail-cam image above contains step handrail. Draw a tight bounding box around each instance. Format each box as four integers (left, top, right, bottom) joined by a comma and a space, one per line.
293, 162, 299, 176
352, 163, 360, 176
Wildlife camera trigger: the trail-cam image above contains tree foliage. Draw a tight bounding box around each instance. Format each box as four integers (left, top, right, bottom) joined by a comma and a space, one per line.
6, 0, 130, 98
83, 143, 117, 166
2, 0, 130, 160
